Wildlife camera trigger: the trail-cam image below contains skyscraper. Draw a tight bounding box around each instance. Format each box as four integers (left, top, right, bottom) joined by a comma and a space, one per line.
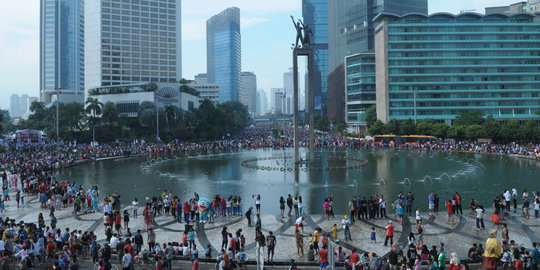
302, 0, 328, 114
240, 72, 257, 115
40, 0, 85, 104
207, 7, 242, 103
84, 0, 182, 96
328, 0, 427, 124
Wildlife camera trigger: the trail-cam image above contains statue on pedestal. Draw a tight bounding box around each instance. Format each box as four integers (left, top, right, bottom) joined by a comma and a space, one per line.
291, 16, 312, 49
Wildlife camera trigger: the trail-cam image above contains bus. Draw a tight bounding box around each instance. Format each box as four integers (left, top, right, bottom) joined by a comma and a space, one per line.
401, 135, 438, 145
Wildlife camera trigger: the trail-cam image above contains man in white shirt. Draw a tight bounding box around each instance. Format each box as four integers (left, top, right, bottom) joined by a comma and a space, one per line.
122, 249, 131, 270
475, 207, 485, 230
503, 190, 511, 212
110, 234, 119, 249
341, 215, 352, 241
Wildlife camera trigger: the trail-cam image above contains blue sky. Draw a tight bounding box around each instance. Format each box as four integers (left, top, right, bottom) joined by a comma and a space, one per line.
0, 0, 521, 110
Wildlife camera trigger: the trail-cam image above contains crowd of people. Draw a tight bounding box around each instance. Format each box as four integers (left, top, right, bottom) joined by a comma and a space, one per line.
0, 127, 537, 270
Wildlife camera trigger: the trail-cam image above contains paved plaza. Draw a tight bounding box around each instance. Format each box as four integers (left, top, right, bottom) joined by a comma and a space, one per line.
6, 191, 540, 267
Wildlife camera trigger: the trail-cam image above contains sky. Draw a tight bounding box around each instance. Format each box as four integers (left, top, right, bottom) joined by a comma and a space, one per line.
0, 0, 522, 111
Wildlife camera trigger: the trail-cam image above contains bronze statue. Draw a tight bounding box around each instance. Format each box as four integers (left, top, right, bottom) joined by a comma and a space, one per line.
299, 20, 313, 46
291, 15, 304, 48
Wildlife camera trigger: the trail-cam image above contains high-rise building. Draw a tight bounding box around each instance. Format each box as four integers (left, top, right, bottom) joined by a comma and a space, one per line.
345, 53, 375, 135
240, 72, 257, 115
40, 0, 85, 105
283, 68, 300, 114
194, 73, 208, 84
271, 88, 285, 114
84, 0, 182, 96
374, 13, 540, 124
486, 0, 539, 14
207, 7, 242, 103
257, 89, 269, 116
329, 0, 427, 124
10, 95, 21, 118
302, 0, 329, 114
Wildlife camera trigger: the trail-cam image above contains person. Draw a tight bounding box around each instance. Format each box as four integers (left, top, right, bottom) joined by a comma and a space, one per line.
245, 207, 252, 227
332, 224, 338, 241
255, 214, 262, 232
482, 231, 501, 270
388, 245, 399, 270
406, 192, 414, 215
384, 220, 394, 246
502, 223, 509, 242
296, 216, 305, 233
531, 242, 539, 270
266, 231, 276, 262
417, 220, 425, 246
446, 200, 454, 224
414, 254, 422, 270
255, 230, 265, 259
295, 229, 304, 256
428, 192, 435, 216
287, 194, 293, 217
121, 248, 131, 270
134, 230, 143, 254
448, 252, 460, 270
147, 228, 156, 251
438, 247, 446, 270
342, 215, 352, 241
512, 189, 519, 213
191, 253, 199, 270
255, 194, 261, 215
132, 198, 138, 219
370, 227, 376, 243
476, 205, 485, 230
455, 192, 463, 215
280, 196, 286, 219
349, 249, 360, 268
523, 198, 530, 220
319, 245, 328, 269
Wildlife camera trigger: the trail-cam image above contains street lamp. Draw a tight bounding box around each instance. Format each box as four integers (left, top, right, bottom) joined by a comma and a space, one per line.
55, 88, 60, 141
413, 89, 417, 124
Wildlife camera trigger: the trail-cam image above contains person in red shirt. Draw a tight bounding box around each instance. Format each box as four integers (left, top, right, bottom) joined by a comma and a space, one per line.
191, 253, 199, 270
490, 211, 500, 227
154, 257, 162, 270
446, 200, 454, 224
384, 221, 394, 246
115, 211, 122, 234
349, 248, 360, 267
319, 245, 328, 269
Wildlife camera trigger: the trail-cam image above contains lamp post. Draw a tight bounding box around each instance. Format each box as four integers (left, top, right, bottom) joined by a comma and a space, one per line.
155, 92, 160, 142
413, 89, 417, 124
55, 88, 60, 141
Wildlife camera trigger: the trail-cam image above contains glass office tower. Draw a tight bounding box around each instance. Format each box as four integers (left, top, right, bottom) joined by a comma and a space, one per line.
207, 7, 241, 103
303, 0, 329, 113
374, 13, 540, 124
329, 0, 427, 124
40, 0, 84, 104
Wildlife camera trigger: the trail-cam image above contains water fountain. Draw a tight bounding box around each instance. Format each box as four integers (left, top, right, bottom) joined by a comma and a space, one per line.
376, 179, 386, 186
400, 177, 411, 185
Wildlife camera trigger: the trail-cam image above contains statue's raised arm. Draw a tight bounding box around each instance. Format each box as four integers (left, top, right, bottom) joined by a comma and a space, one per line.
291, 15, 304, 48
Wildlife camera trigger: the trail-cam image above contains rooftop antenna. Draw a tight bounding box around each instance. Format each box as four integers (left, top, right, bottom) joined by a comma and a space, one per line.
460, 9, 476, 14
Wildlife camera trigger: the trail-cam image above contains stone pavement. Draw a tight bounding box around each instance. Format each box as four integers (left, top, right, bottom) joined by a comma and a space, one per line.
5, 193, 540, 265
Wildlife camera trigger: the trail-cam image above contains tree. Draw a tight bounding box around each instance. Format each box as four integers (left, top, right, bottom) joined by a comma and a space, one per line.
482, 115, 501, 141
101, 102, 118, 125
333, 123, 346, 134
85, 97, 103, 118
314, 114, 330, 131
465, 125, 483, 141
416, 121, 433, 136
138, 101, 156, 127
365, 105, 377, 129
500, 120, 519, 142
447, 125, 466, 141
518, 120, 538, 142
432, 123, 449, 139
368, 120, 386, 135
454, 111, 484, 126
400, 118, 416, 135
30, 101, 45, 114
385, 119, 401, 135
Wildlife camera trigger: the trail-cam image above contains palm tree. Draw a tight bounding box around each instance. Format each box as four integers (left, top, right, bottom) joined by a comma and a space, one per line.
85, 97, 103, 118
30, 101, 45, 114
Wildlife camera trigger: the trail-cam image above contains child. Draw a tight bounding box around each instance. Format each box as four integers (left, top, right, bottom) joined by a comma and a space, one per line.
20, 196, 24, 208
370, 227, 376, 243
490, 211, 500, 228
204, 244, 211, 259
332, 224, 338, 241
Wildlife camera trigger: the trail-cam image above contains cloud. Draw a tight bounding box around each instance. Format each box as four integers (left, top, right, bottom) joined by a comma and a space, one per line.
241, 17, 271, 28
